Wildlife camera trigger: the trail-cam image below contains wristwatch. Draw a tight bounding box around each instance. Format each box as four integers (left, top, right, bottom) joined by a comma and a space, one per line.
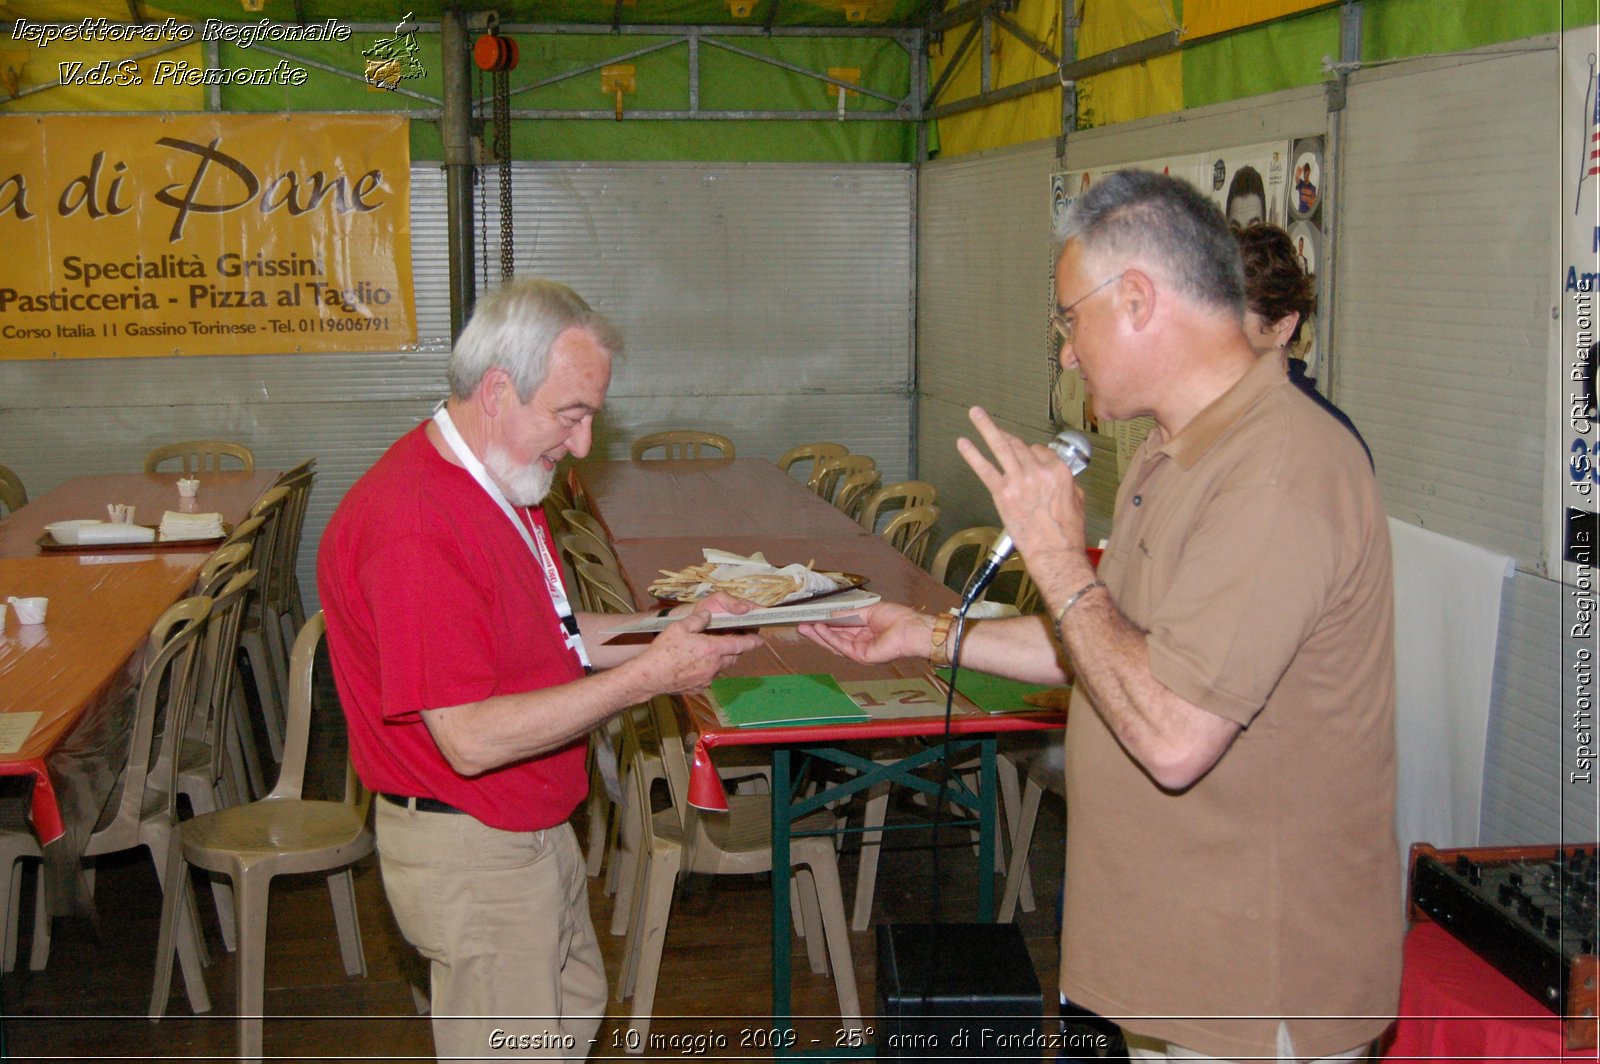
929, 611, 956, 668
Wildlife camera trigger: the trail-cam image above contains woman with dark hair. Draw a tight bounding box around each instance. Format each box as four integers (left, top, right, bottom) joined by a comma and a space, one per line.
1236, 222, 1372, 466
1224, 164, 1266, 229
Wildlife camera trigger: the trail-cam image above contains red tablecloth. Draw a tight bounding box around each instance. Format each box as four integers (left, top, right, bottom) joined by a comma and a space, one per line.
1384, 920, 1589, 1061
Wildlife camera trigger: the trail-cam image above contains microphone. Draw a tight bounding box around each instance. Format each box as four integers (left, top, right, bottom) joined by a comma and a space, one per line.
960, 430, 1092, 609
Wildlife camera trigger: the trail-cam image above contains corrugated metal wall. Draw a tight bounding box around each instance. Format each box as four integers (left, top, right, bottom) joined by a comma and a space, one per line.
1337, 45, 1553, 572
916, 43, 1590, 843
482, 163, 915, 473
0, 161, 914, 612
1333, 38, 1594, 843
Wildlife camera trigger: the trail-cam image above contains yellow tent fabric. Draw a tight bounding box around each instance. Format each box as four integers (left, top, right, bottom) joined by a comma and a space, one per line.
1074, 0, 1181, 130
927, 0, 1062, 157
930, 0, 1183, 156
1, 1, 206, 111
1184, 0, 1329, 41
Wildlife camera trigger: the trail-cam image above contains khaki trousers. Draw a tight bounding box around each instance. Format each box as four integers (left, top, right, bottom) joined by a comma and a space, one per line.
1124, 1025, 1374, 1063
375, 800, 607, 1061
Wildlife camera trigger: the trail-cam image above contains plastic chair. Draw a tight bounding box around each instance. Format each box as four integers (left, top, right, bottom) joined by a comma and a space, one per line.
0, 785, 45, 974
150, 613, 374, 1062
173, 570, 258, 950
270, 469, 316, 640
880, 504, 939, 568
278, 457, 316, 481
238, 487, 291, 761
832, 470, 882, 522
542, 467, 576, 529
557, 532, 620, 583
74, 596, 215, 1014
0, 464, 26, 515
928, 526, 1039, 611
777, 443, 847, 484
614, 696, 860, 1048
858, 480, 940, 535
808, 454, 876, 503
930, 527, 1002, 589
998, 738, 1064, 922
630, 431, 735, 461
189, 554, 260, 808
575, 560, 636, 614
143, 440, 255, 475
561, 508, 613, 549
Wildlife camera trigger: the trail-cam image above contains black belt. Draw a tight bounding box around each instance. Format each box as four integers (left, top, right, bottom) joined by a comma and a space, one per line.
379, 792, 469, 815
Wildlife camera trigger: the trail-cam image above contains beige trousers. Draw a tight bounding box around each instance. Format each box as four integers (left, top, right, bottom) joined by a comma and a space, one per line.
375, 801, 607, 1061
1125, 1023, 1373, 1063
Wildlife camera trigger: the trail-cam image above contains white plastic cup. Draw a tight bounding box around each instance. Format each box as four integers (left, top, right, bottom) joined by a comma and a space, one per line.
8, 597, 47, 625
177, 478, 200, 499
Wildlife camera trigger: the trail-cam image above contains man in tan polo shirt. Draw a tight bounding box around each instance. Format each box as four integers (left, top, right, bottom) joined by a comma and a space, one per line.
803, 170, 1400, 1062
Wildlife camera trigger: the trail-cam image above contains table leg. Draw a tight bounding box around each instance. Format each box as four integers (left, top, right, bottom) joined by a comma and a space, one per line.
771, 746, 793, 1028
977, 737, 996, 922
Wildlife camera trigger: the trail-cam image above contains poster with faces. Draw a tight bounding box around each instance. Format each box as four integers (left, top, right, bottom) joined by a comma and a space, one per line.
1202, 142, 1292, 230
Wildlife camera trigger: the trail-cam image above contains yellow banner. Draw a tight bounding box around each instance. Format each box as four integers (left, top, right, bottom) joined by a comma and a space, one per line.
0, 113, 414, 359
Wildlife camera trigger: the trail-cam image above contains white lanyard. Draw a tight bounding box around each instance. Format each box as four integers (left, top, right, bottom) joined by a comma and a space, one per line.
432, 407, 592, 673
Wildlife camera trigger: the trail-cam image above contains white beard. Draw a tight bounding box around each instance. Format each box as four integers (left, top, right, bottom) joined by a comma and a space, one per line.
485, 445, 554, 507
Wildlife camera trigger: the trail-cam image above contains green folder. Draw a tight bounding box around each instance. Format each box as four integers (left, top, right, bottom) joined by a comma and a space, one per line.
934, 667, 1057, 714
709, 674, 869, 728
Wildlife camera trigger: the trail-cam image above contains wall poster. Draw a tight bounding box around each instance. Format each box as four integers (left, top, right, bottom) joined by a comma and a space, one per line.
1561, 29, 1597, 803
0, 113, 415, 359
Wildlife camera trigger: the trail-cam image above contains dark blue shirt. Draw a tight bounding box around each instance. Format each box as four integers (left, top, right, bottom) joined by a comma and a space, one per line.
1288, 358, 1373, 469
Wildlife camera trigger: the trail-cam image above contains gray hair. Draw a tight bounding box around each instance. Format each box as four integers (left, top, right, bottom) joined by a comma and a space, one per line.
1056, 170, 1245, 314
447, 278, 625, 401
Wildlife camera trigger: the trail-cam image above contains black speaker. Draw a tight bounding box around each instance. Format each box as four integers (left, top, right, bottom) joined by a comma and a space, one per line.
876, 922, 1042, 1059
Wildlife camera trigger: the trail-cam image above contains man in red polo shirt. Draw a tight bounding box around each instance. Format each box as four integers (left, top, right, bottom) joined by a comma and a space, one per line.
319, 279, 761, 1060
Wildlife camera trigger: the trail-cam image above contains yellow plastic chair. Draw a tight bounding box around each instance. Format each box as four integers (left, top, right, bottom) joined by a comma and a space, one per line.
928, 526, 1039, 612
561, 507, 612, 548
557, 531, 620, 583
143, 440, 255, 475
165, 570, 257, 950
568, 558, 667, 926
191, 549, 257, 800
542, 467, 577, 529
808, 454, 876, 503
0, 464, 27, 516
630, 431, 735, 461
149, 613, 374, 1061
278, 457, 317, 480
833, 470, 882, 522
777, 442, 847, 484
220, 514, 264, 551
858, 480, 940, 535
238, 487, 291, 761
270, 469, 316, 639
73, 596, 215, 1014
0, 784, 44, 974
930, 527, 1001, 589
614, 696, 860, 1048
575, 560, 636, 614
880, 503, 939, 568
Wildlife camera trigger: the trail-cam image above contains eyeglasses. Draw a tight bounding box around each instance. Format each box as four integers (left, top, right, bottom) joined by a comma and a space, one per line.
1050, 272, 1124, 346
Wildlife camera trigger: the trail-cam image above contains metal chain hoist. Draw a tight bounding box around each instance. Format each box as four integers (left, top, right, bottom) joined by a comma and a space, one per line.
473, 14, 518, 283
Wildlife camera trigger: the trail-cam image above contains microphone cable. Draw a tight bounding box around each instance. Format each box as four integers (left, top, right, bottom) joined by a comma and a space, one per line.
914, 565, 986, 1012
